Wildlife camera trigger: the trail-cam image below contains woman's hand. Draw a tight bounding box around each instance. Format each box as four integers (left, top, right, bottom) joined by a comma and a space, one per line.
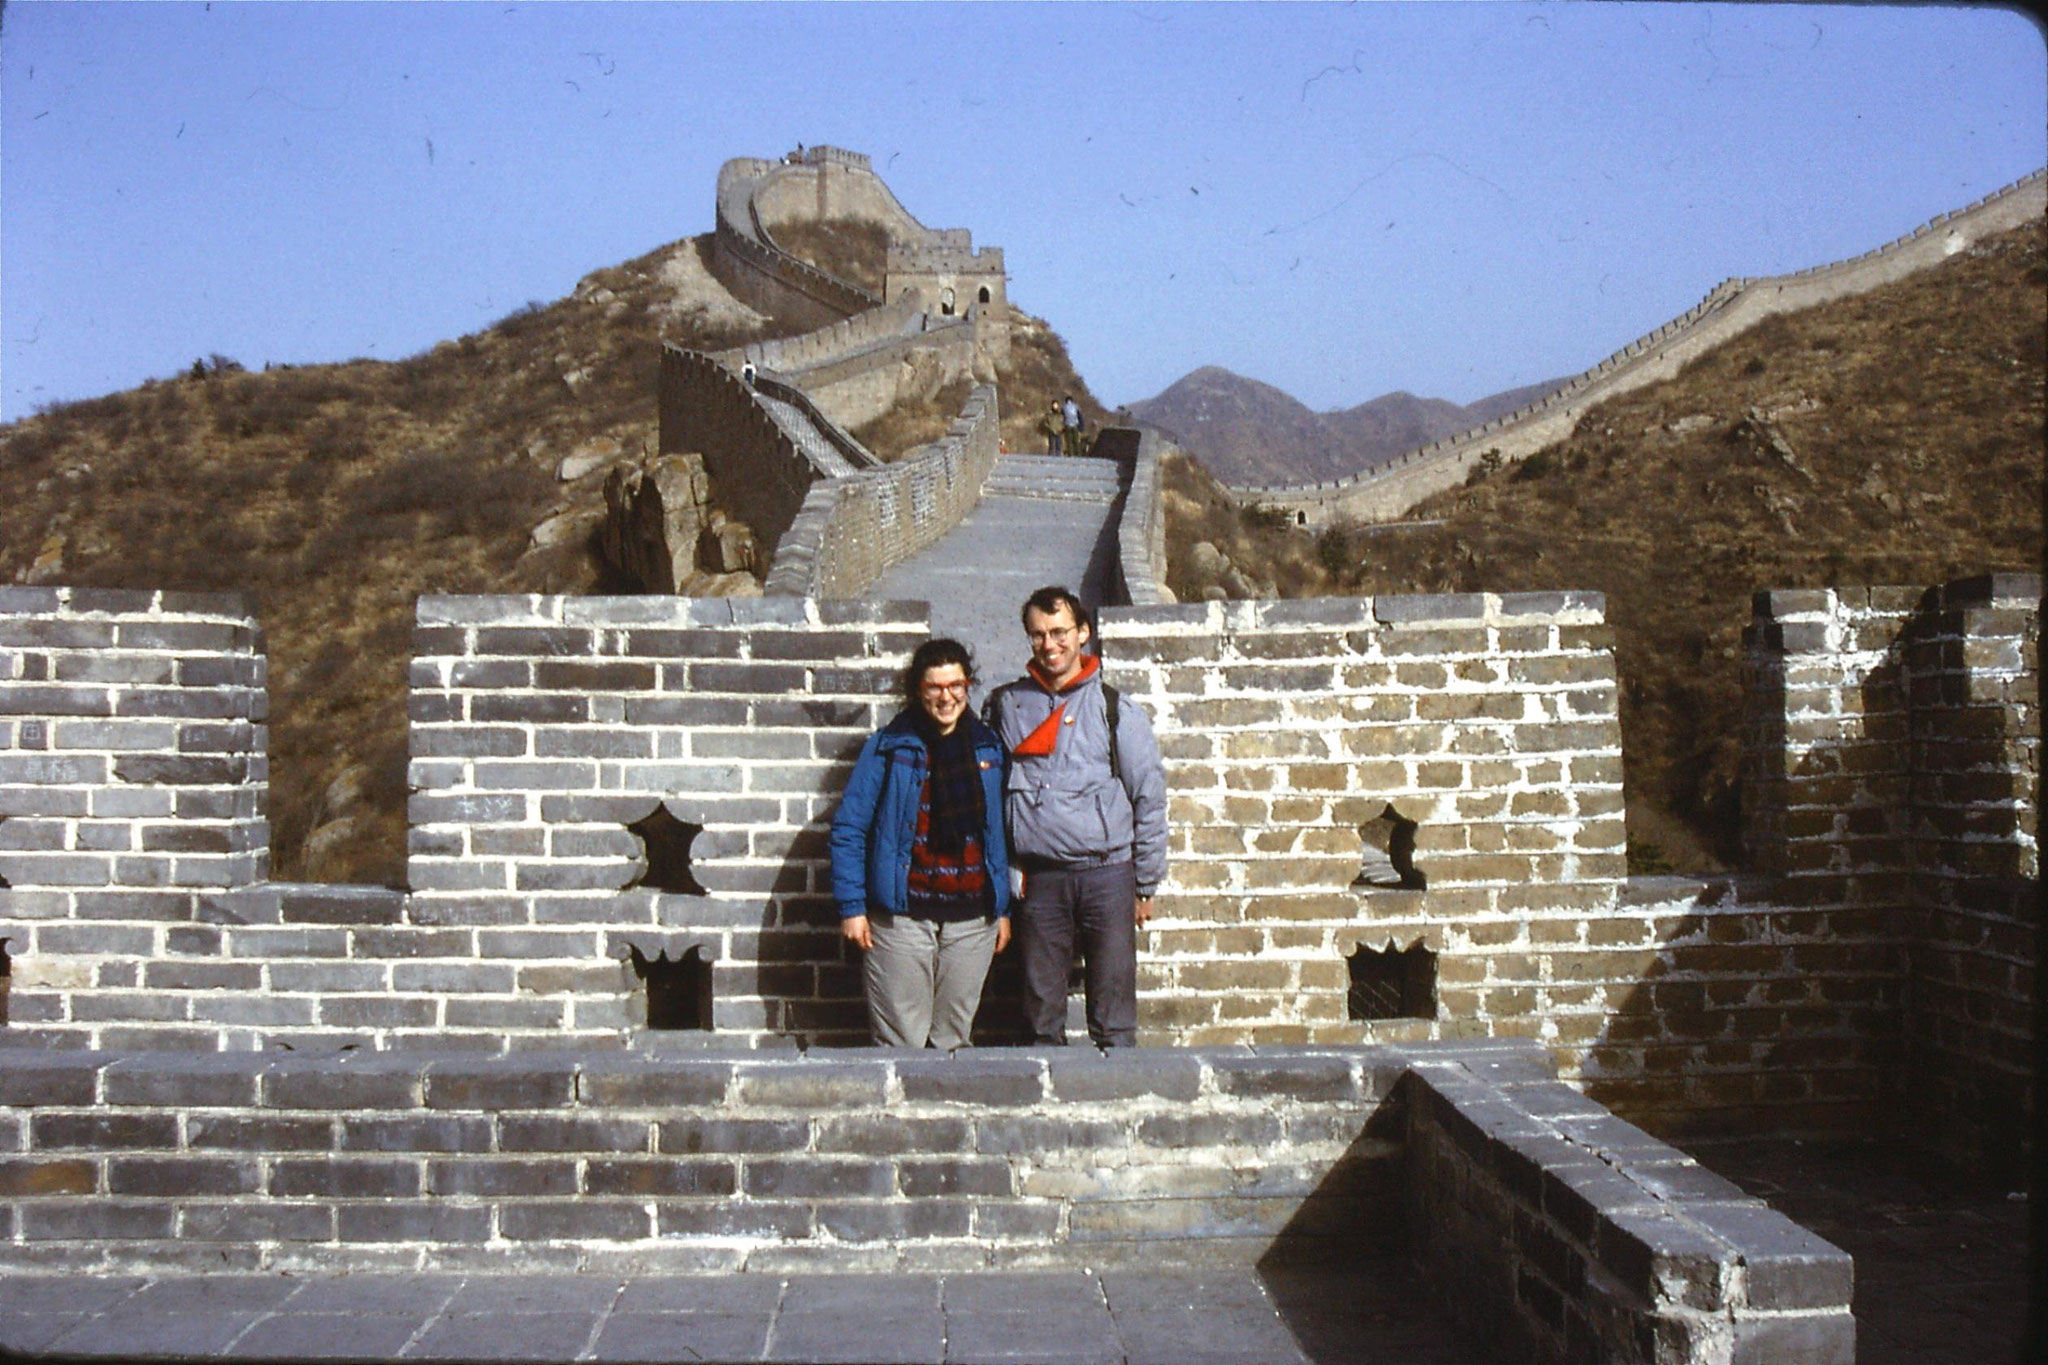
841, 915, 872, 951
994, 918, 1012, 954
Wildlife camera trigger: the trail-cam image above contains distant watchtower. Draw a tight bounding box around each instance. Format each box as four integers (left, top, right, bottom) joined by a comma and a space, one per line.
886, 233, 1011, 367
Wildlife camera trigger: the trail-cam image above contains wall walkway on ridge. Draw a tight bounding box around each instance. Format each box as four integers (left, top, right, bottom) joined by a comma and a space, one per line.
868, 453, 1125, 699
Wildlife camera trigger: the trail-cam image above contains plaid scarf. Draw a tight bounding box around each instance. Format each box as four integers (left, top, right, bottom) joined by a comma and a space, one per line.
912, 712, 985, 856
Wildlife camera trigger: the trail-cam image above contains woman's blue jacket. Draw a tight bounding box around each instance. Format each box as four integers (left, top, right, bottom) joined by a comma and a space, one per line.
829, 709, 1010, 921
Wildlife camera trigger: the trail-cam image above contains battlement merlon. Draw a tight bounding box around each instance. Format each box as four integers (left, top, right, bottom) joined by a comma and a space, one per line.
887, 243, 1007, 275
794, 144, 871, 171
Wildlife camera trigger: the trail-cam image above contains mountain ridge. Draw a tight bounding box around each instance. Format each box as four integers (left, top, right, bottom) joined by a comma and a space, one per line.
1127, 368, 1566, 485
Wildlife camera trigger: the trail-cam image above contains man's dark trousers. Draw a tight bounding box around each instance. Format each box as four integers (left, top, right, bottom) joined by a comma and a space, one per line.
1016, 862, 1138, 1047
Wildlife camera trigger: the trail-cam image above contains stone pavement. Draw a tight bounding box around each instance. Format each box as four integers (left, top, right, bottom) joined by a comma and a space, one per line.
869, 456, 1123, 704
0, 1264, 1479, 1364
1694, 1138, 2030, 1365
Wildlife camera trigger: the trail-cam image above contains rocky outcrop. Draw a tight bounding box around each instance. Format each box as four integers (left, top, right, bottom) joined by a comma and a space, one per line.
597, 453, 761, 595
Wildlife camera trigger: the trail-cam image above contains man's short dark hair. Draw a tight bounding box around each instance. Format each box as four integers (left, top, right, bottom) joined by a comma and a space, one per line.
1021, 586, 1091, 634
902, 637, 976, 707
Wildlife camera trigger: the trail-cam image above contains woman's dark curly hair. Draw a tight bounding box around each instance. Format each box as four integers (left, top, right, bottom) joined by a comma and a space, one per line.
902, 637, 977, 706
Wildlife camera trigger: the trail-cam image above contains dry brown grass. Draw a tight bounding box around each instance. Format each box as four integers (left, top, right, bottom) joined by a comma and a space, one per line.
0, 233, 793, 886
847, 378, 976, 464
765, 218, 890, 297
1169, 219, 2046, 873
994, 312, 1115, 456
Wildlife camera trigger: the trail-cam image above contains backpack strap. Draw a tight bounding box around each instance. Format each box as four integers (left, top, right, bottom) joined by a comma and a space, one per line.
1103, 682, 1122, 787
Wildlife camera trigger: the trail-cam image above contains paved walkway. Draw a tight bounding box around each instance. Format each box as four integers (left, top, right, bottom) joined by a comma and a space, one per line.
869, 455, 1124, 703
0, 1264, 1478, 1364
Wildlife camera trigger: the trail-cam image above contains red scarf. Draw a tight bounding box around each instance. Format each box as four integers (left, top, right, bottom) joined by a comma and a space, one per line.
1012, 656, 1100, 758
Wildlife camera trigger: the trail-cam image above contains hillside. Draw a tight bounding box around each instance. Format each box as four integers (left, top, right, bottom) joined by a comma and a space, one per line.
1129, 367, 1564, 486
0, 230, 1105, 886
1171, 217, 2046, 871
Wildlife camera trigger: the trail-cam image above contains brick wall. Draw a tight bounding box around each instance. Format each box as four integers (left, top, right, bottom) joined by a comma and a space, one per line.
1403, 1040, 1854, 1365
763, 386, 1000, 599
1742, 574, 2040, 1176
1099, 592, 1626, 1050
0, 1046, 1404, 1276
657, 346, 821, 555
405, 595, 926, 1046
0, 585, 268, 954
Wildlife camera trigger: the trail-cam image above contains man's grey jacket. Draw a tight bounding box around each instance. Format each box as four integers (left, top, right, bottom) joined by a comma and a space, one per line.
984, 660, 1168, 897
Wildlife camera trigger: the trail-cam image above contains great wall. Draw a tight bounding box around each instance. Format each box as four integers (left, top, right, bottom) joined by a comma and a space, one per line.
0, 146, 2037, 1365
1230, 168, 2048, 527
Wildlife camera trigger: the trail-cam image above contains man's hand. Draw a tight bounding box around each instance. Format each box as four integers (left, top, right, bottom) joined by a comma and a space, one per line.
1134, 896, 1154, 927
840, 915, 872, 951
994, 918, 1012, 954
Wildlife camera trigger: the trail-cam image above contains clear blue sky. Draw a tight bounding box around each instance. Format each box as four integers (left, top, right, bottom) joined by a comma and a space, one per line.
4, 2, 2043, 423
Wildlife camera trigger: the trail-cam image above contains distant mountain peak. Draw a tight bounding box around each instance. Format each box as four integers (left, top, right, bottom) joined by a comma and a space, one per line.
1127, 369, 1565, 485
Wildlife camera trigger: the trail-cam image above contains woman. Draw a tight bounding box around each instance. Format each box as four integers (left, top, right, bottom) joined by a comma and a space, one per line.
830, 639, 1010, 1049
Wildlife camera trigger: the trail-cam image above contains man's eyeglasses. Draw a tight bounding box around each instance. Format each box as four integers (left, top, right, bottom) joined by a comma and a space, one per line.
1029, 627, 1078, 645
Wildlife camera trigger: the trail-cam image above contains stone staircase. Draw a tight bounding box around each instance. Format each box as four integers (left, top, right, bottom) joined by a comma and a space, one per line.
979, 453, 1122, 503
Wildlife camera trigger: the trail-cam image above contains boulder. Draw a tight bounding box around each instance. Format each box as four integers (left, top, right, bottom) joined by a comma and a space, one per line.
597, 452, 722, 594
1187, 541, 1230, 586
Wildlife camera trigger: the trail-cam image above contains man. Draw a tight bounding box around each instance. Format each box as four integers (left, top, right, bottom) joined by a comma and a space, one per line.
984, 587, 1167, 1046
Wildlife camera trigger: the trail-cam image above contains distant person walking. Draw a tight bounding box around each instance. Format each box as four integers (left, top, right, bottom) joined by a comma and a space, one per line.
1039, 401, 1066, 458
1060, 395, 1086, 458
831, 639, 1011, 1050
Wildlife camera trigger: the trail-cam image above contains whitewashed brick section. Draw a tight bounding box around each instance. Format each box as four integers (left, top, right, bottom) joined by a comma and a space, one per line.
1098, 592, 1624, 1049
0, 587, 269, 910
407, 595, 928, 1042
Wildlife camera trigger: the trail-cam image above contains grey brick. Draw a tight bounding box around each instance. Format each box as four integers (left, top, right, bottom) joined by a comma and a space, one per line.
1047, 1052, 1205, 1103
499, 1200, 650, 1241
277, 886, 406, 925
815, 1200, 972, 1242
102, 1056, 260, 1107
623, 696, 750, 727
33, 923, 156, 956
0, 617, 112, 647
1208, 1054, 1359, 1102
0, 1056, 106, 1105
179, 1202, 334, 1243
314, 997, 439, 1030
339, 1116, 493, 1154
164, 924, 225, 956
657, 1200, 813, 1239
186, 1114, 334, 1151
0, 688, 113, 720
114, 688, 249, 720
816, 1115, 972, 1155
445, 998, 566, 1030
406, 793, 529, 825
337, 1201, 492, 1244
112, 754, 245, 785
392, 962, 518, 993
108, 1156, 261, 1196
351, 928, 474, 959
471, 627, 595, 657
31, 1113, 178, 1149
499, 1115, 652, 1152
74, 992, 192, 1024
263, 1061, 424, 1111
271, 1158, 422, 1198
688, 662, 808, 692
141, 961, 262, 991
1683, 1203, 1853, 1310
20, 1200, 176, 1241
975, 1116, 1129, 1155
515, 863, 632, 893
1730, 1311, 1854, 1365
736, 1062, 888, 1109
656, 1116, 807, 1155
472, 694, 591, 726
430, 1159, 578, 1197
113, 621, 238, 651
583, 1159, 738, 1196
425, 1059, 578, 1109
972, 1202, 1063, 1240
621, 629, 745, 658
744, 1158, 893, 1199
1596, 1206, 1735, 1311
898, 1157, 1014, 1197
